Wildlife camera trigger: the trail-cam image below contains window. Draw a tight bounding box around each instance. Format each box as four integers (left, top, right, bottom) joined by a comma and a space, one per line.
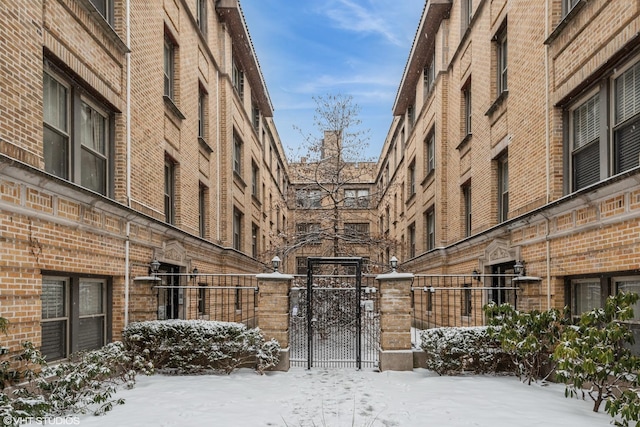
497, 153, 509, 222
164, 34, 176, 100
252, 103, 260, 131
251, 162, 259, 198
425, 208, 435, 250
462, 0, 473, 33
463, 83, 472, 136
462, 283, 472, 317
424, 50, 436, 96
233, 208, 242, 250
408, 104, 415, 129
563, 0, 580, 17
496, 27, 508, 95
252, 223, 259, 258
196, 0, 207, 35
567, 59, 640, 192
233, 60, 244, 99
344, 189, 369, 208
613, 62, 640, 174
344, 223, 370, 239
408, 160, 416, 197
296, 257, 308, 275
233, 133, 242, 176
571, 93, 600, 190
296, 222, 321, 244
199, 183, 207, 238
164, 157, 176, 224
43, 70, 113, 196
198, 86, 207, 140
425, 131, 435, 175
41, 277, 109, 361
89, 0, 114, 26
571, 279, 602, 319
463, 182, 472, 237
615, 278, 640, 322
408, 222, 416, 258
296, 189, 322, 208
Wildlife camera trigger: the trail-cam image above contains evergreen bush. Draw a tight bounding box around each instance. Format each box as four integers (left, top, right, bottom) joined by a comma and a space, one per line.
420, 326, 512, 375
553, 292, 640, 426
485, 302, 568, 384
122, 320, 281, 374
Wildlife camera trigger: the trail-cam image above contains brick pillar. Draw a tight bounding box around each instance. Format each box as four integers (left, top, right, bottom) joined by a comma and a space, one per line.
256, 271, 293, 371
376, 271, 414, 371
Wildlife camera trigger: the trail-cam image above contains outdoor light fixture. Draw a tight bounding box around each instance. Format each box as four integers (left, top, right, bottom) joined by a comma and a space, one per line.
514, 260, 525, 277
150, 258, 160, 275
390, 256, 398, 272
472, 269, 481, 282
191, 267, 199, 280
272, 255, 281, 272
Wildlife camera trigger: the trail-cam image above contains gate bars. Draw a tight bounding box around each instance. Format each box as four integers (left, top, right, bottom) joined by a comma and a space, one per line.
289, 257, 380, 370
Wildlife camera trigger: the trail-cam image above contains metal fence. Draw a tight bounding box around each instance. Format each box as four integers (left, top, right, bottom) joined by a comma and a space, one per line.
411, 274, 519, 346
152, 273, 258, 327
289, 274, 380, 369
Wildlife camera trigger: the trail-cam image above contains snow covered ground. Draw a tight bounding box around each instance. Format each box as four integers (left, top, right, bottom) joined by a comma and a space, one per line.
77, 367, 613, 426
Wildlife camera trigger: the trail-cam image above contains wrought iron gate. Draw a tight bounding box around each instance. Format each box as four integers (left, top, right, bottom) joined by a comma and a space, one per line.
289, 257, 380, 369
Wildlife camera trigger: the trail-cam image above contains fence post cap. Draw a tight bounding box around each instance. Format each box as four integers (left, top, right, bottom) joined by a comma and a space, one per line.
256, 271, 294, 280
375, 271, 414, 281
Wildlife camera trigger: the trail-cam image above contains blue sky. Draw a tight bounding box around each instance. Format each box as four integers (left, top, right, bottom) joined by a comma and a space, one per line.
241, 1, 425, 161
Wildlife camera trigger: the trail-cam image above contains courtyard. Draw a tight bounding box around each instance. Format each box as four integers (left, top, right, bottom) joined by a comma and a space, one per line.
76, 368, 612, 427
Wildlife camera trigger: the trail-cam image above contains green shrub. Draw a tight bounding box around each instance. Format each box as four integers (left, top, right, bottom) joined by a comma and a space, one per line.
553, 292, 640, 425
420, 326, 512, 375
485, 302, 568, 384
122, 320, 280, 374
0, 341, 151, 422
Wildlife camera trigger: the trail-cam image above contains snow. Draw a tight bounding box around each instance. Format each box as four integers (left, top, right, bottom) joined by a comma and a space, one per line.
77, 368, 613, 426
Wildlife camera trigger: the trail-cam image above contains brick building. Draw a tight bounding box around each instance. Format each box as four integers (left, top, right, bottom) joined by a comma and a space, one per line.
382, 0, 640, 332
2, 0, 640, 364
0, 0, 287, 362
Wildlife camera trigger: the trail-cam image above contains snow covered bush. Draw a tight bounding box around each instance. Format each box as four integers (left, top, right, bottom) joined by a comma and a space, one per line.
553, 292, 640, 425
122, 320, 280, 374
0, 341, 151, 422
485, 302, 568, 384
420, 326, 512, 375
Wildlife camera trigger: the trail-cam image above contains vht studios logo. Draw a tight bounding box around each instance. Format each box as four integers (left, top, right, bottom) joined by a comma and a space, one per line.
3, 416, 80, 426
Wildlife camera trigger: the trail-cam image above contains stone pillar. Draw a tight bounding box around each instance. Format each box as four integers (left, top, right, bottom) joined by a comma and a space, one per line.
256, 271, 293, 371
376, 271, 414, 371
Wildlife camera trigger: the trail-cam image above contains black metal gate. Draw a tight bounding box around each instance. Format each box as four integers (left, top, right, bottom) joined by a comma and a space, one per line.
289, 257, 380, 369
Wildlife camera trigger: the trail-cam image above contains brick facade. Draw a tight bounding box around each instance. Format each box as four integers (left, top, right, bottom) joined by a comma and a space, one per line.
0, 0, 286, 362
2, 0, 640, 364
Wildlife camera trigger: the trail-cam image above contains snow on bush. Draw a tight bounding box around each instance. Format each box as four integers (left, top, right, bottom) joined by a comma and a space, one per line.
553, 292, 640, 425
122, 320, 280, 374
420, 326, 513, 375
0, 341, 152, 421
485, 302, 567, 385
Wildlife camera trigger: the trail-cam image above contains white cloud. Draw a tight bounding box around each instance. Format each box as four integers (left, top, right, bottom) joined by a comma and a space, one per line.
318, 0, 403, 45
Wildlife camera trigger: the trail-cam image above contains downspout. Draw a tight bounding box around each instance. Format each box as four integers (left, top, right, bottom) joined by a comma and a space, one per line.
544, 0, 552, 310
124, 0, 132, 327
216, 69, 221, 241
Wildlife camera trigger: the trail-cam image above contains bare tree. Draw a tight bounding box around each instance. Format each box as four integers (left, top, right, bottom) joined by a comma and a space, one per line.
273, 94, 397, 272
